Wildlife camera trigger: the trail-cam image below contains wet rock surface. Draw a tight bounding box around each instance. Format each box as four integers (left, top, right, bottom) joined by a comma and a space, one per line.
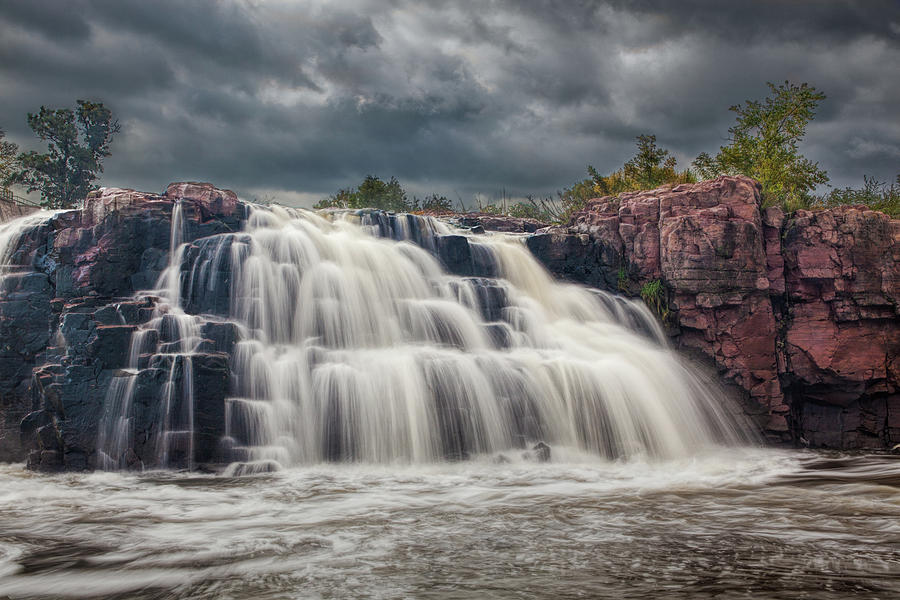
527, 176, 899, 448
0, 183, 246, 468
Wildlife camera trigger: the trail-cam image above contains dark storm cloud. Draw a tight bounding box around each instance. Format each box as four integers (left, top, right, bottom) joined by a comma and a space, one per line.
0, 0, 897, 206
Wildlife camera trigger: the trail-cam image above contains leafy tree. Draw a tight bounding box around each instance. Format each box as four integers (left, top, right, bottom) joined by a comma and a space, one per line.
11, 100, 120, 209
0, 128, 20, 190
314, 175, 413, 212
693, 81, 828, 211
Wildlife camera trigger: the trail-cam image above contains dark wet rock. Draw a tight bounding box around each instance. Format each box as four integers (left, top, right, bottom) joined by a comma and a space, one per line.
193, 352, 229, 464
532, 441, 551, 462
0, 182, 246, 468
88, 325, 137, 369
436, 235, 474, 277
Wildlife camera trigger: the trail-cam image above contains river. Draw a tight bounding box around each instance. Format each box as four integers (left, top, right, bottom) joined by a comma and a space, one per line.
1, 448, 898, 599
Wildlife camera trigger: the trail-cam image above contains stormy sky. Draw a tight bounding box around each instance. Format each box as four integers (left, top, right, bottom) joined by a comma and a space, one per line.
1, 0, 898, 207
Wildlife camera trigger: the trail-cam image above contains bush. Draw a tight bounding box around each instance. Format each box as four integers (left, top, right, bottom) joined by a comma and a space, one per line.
558, 135, 695, 223
815, 175, 900, 218
640, 279, 669, 321
314, 175, 412, 212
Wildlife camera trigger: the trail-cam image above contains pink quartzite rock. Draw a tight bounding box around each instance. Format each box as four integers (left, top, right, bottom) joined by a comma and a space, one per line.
564, 177, 786, 434
164, 182, 238, 218
529, 176, 900, 446
781, 205, 899, 447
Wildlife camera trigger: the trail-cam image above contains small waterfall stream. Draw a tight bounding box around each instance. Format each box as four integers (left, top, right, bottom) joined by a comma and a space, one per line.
96, 203, 754, 470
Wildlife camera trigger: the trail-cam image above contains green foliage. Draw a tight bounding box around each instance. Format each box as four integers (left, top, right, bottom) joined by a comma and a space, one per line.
692, 81, 829, 212
557, 135, 695, 223
640, 279, 669, 321
0, 128, 20, 188
617, 266, 629, 292
12, 100, 119, 209
507, 201, 544, 220
815, 175, 900, 218
474, 191, 556, 222
314, 175, 412, 212
419, 193, 453, 212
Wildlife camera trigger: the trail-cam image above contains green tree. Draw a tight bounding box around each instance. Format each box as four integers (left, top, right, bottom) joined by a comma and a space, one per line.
11, 100, 120, 209
314, 175, 413, 212
693, 81, 828, 211
0, 128, 20, 189
623, 134, 679, 190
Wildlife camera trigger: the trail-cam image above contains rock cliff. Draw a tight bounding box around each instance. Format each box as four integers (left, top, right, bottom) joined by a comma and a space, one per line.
1, 176, 897, 470
0, 184, 244, 467
527, 176, 899, 448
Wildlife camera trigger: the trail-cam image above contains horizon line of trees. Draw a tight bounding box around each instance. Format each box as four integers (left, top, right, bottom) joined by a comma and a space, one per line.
312, 81, 897, 220
2, 83, 896, 218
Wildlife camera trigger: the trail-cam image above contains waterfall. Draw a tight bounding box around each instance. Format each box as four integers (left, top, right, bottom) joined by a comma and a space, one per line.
0, 211, 57, 275
96, 204, 754, 470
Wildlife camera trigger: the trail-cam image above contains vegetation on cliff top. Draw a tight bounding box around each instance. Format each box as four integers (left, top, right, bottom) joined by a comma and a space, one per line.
693, 81, 829, 212
0, 129, 19, 190
5, 100, 119, 210
2, 86, 895, 218
313, 174, 455, 213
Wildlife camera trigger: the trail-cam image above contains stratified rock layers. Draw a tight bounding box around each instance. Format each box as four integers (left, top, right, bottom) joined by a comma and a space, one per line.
0, 184, 244, 467
527, 176, 899, 447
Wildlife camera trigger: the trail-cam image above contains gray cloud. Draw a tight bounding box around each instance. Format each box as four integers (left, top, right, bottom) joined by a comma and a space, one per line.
0, 0, 897, 206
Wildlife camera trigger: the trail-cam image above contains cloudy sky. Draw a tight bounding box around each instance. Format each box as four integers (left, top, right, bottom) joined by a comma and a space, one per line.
1, 0, 898, 207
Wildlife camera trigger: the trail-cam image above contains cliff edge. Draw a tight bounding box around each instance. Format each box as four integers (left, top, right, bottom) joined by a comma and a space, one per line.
527, 176, 899, 448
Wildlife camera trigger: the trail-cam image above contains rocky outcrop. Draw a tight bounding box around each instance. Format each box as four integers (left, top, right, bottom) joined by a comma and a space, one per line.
527, 176, 899, 448
0, 183, 247, 467
780, 206, 899, 447
449, 213, 548, 234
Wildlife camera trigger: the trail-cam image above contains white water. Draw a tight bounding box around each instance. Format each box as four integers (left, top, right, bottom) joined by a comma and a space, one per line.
97, 204, 754, 470
1, 450, 898, 599
0, 211, 57, 275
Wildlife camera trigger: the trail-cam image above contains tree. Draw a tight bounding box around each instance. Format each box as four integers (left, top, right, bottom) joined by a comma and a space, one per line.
0, 128, 19, 189
693, 81, 828, 211
623, 134, 680, 190
314, 175, 413, 212
12, 100, 120, 209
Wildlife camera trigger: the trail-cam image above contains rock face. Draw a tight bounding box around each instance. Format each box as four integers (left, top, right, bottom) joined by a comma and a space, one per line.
2, 177, 897, 468
0, 183, 246, 468
449, 213, 548, 234
527, 176, 900, 447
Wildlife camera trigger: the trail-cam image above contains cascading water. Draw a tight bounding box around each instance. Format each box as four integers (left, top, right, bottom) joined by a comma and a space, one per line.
0, 211, 57, 276
97, 204, 755, 471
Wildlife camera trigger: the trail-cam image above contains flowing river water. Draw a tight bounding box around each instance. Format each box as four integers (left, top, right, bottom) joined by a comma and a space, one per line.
0, 450, 899, 599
